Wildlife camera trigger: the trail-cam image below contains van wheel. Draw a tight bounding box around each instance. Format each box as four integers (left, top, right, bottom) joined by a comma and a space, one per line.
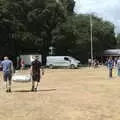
49, 64, 53, 69
70, 64, 75, 69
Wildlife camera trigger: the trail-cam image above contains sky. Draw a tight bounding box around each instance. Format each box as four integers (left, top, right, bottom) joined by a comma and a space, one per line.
74, 0, 120, 33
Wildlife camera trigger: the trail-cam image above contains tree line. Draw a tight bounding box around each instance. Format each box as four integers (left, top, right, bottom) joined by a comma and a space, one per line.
0, 0, 118, 64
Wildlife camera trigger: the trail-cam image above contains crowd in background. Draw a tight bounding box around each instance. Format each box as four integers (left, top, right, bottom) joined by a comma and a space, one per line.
88, 56, 120, 78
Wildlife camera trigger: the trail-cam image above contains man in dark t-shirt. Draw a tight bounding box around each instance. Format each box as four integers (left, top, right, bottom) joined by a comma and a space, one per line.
30, 56, 44, 91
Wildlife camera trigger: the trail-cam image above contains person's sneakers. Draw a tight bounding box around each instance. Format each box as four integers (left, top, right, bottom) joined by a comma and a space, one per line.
6, 88, 11, 92
9, 88, 11, 92
31, 87, 34, 92
34, 88, 37, 92
6, 89, 9, 92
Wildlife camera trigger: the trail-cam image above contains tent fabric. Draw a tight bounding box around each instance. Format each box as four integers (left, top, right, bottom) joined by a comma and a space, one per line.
104, 49, 120, 56
12, 74, 31, 82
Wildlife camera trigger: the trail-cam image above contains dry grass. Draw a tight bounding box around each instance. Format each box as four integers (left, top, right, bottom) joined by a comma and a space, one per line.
0, 66, 120, 120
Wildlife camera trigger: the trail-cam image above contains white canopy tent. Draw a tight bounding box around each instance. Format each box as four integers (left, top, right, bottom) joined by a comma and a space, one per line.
104, 49, 120, 56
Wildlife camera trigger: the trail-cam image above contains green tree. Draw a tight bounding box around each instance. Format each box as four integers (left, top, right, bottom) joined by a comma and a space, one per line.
0, 0, 117, 64
0, 0, 75, 64
116, 33, 120, 48
53, 14, 116, 62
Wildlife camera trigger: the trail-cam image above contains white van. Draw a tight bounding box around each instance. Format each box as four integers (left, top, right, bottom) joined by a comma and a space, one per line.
46, 56, 80, 68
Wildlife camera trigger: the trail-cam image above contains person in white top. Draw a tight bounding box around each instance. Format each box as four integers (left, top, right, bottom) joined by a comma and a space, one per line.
88, 58, 92, 67
117, 57, 120, 76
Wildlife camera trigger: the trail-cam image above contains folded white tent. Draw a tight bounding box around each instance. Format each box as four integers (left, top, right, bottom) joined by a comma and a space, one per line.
12, 73, 31, 82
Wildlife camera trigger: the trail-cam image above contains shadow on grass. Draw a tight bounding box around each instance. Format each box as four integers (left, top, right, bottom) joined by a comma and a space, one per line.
13, 89, 56, 93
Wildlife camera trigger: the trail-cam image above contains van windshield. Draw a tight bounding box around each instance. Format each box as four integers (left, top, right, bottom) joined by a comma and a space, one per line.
70, 57, 80, 63
70, 57, 77, 61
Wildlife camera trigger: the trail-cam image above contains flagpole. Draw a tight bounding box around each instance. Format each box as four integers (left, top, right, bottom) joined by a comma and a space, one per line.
90, 14, 93, 65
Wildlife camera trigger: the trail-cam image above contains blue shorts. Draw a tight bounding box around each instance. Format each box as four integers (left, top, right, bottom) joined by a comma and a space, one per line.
3, 72, 12, 81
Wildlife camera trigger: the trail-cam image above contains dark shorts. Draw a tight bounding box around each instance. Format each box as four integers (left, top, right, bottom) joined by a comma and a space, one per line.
3, 72, 12, 81
32, 74, 40, 82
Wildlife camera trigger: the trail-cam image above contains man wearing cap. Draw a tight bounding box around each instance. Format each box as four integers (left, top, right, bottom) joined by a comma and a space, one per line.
30, 56, 44, 91
1, 56, 14, 92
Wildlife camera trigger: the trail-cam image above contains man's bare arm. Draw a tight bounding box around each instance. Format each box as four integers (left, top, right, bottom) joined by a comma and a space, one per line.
41, 66, 44, 76
30, 66, 33, 75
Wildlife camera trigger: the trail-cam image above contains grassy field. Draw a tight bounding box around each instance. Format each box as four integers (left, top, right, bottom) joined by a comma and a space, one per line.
0, 66, 120, 120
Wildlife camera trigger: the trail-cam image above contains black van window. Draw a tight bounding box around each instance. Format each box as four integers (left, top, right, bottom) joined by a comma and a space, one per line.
64, 57, 69, 61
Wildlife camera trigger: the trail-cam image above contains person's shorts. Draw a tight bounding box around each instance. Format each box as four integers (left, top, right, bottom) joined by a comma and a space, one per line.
3, 72, 12, 81
32, 74, 40, 82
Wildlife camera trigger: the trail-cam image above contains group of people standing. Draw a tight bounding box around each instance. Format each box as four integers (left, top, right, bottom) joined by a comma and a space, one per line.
88, 58, 99, 68
0, 56, 44, 92
108, 57, 120, 78
88, 57, 120, 78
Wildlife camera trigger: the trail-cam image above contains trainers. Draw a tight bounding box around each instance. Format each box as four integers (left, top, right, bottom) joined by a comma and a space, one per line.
34, 88, 37, 92
9, 88, 11, 92
6, 89, 9, 92
31, 87, 34, 92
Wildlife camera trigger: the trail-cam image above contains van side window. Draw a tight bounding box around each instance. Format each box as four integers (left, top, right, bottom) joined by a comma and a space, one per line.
64, 57, 69, 61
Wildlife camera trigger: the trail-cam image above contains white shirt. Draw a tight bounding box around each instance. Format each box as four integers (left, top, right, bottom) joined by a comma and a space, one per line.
117, 59, 120, 69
